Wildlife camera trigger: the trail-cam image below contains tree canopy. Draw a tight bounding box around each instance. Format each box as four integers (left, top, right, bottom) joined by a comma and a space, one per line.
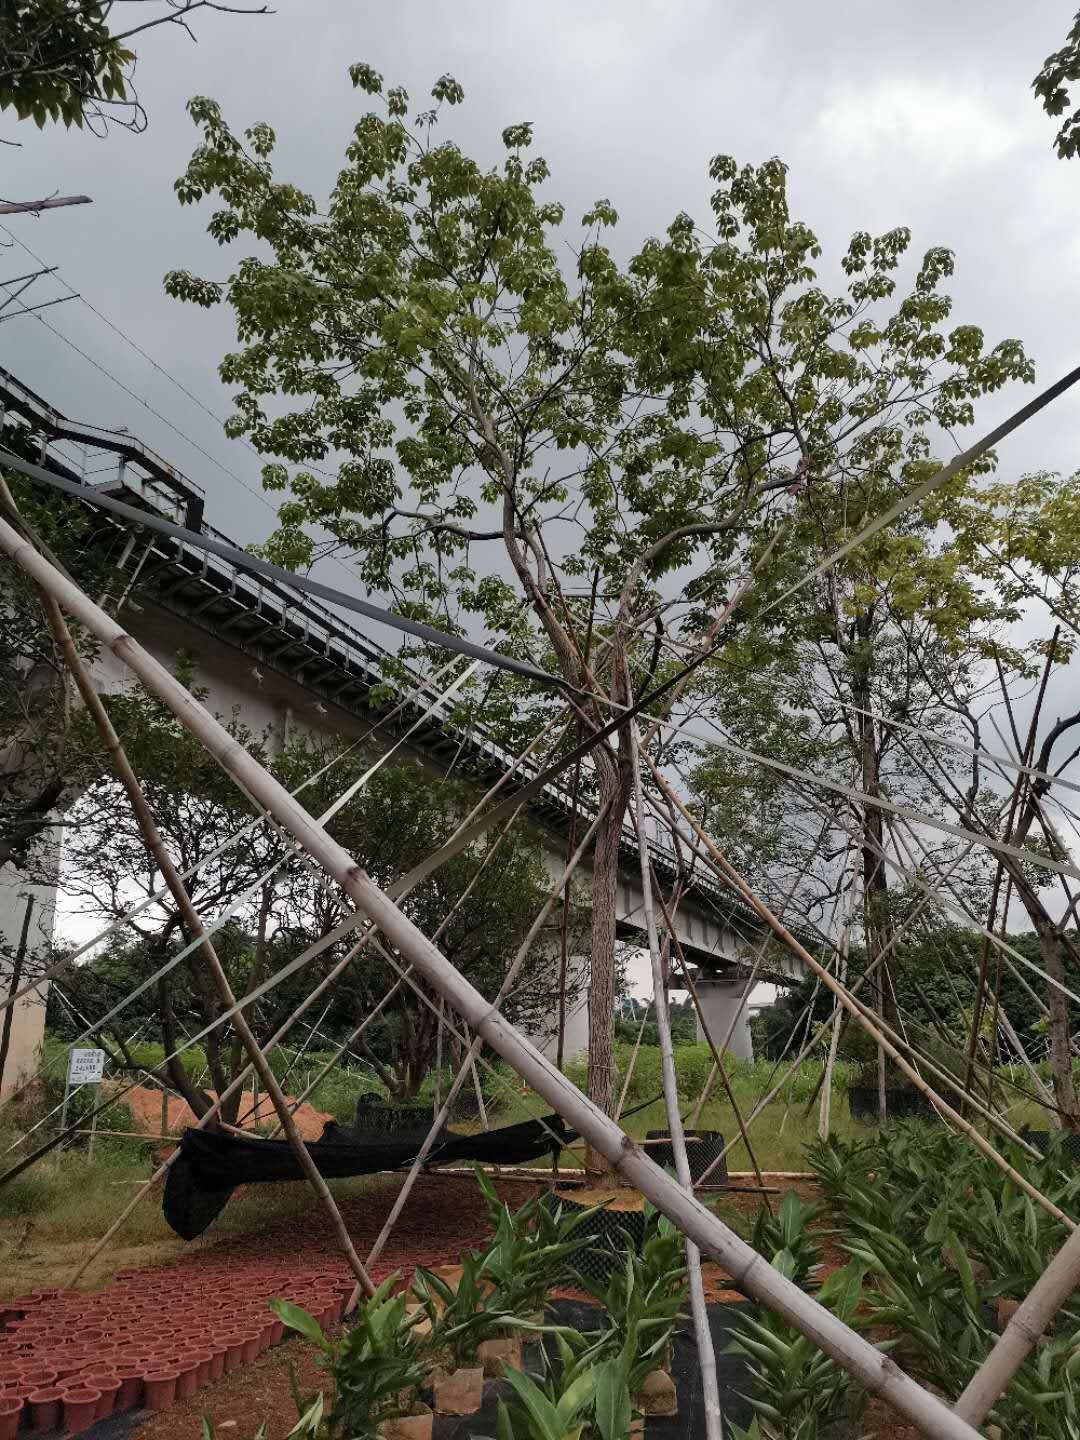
1034, 9, 1080, 160
0, 0, 265, 137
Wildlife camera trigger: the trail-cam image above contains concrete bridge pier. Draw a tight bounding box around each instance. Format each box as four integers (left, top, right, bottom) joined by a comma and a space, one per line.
693, 973, 755, 1061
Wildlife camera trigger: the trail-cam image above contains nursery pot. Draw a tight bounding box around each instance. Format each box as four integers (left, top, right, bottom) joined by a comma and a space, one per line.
643, 1130, 728, 1187
376, 1403, 434, 1440
115, 1368, 144, 1411
143, 1371, 179, 1412
433, 1367, 483, 1416
0, 1396, 21, 1440
848, 1086, 932, 1123
84, 1375, 121, 1420
61, 1387, 101, 1435
546, 1190, 646, 1285
27, 1389, 62, 1434
1021, 1128, 1080, 1164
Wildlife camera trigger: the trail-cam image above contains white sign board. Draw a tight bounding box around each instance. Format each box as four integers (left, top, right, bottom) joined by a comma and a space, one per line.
67, 1048, 105, 1086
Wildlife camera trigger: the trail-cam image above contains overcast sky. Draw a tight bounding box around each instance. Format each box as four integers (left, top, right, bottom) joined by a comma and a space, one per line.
6, 3, 1080, 979
3, 3, 1077, 541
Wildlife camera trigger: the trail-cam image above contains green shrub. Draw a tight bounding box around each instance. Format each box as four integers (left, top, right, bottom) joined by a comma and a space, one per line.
0, 1164, 58, 1218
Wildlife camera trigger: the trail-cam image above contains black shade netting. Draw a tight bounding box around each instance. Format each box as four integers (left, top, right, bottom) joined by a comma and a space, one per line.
848, 1086, 933, 1123
1022, 1128, 1080, 1164
162, 1114, 574, 1241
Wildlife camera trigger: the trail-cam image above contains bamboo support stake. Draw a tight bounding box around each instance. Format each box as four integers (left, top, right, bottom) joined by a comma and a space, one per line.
820, 870, 857, 1139
684, 814, 837, 1125
646, 860, 772, 1212
641, 755, 1075, 1230
68, 945, 395, 1285
954, 1221, 1080, 1427
265, 978, 407, 1136
349, 806, 609, 1308
630, 744, 723, 1440
614, 1008, 648, 1122
37, 592, 378, 1300
76, 774, 533, 1263
0, 518, 990, 1440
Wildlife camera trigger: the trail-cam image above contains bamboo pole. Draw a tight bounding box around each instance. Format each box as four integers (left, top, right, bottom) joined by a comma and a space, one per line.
646, 860, 772, 1211
349, 807, 608, 1307
35, 589, 377, 1300
70, 747, 542, 1267
653, 793, 1038, 1181
641, 756, 1073, 1228
630, 745, 723, 1440
0, 518, 990, 1440
614, 1008, 648, 1121
67, 941, 394, 1285
684, 814, 836, 1125
954, 1221, 1080, 1427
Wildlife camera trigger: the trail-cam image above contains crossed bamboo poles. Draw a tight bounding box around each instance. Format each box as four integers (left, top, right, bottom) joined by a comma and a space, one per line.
11, 498, 1080, 1440
6, 358, 1080, 1433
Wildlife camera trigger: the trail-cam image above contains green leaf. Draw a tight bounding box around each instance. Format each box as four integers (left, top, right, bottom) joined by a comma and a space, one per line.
501, 1367, 563, 1440
268, 1299, 330, 1352
945, 1230, 979, 1314
496, 1398, 515, 1440
555, 1367, 597, 1428
594, 1357, 631, 1440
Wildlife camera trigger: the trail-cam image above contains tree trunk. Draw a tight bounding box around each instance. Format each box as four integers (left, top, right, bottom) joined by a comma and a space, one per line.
1038, 922, 1078, 1131
856, 662, 895, 1119
1000, 855, 1080, 1132
584, 774, 627, 1177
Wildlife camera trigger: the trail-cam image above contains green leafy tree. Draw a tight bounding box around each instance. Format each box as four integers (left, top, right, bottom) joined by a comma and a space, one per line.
0, 445, 113, 877
0, 0, 265, 138
165, 63, 1030, 1168
1034, 10, 1080, 159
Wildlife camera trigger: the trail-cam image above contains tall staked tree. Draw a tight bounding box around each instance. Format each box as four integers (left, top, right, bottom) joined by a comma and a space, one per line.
166, 65, 1031, 1170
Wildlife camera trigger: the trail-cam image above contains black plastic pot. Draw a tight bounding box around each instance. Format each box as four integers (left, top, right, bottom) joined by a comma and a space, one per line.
847, 1085, 932, 1123
1021, 1128, 1080, 1163
352, 1100, 432, 1134
644, 1130, 728, 1187
547, 1191, 647, 1286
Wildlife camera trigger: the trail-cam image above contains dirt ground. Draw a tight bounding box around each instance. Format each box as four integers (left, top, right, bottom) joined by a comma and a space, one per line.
133, 1336, 330, 1440
123, 1085, 333, 1142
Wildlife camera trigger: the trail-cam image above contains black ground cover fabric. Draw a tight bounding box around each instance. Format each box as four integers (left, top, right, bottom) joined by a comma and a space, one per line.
163, 1114, 574, 1240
